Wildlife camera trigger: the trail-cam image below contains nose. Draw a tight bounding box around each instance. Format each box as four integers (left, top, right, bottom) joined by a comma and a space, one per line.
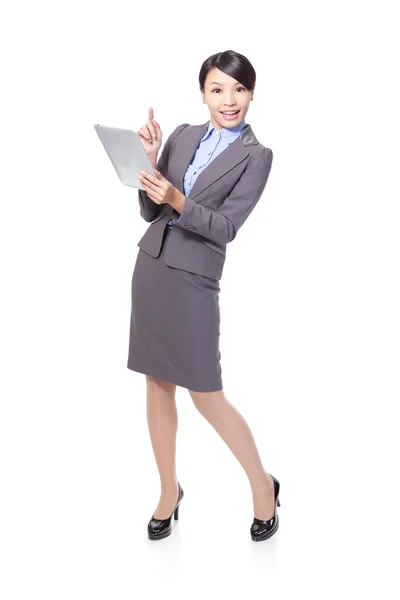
222, 92, 237, 107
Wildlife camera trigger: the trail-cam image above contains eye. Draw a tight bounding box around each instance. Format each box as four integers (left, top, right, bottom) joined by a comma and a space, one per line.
211, 87, 246, 93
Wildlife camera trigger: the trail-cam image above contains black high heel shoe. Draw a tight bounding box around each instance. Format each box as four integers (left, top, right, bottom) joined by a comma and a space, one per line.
148, 482, 184, 540
250, 474, 280, 542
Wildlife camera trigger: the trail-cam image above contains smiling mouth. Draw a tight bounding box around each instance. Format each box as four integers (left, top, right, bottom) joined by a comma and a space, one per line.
220, 110, 240, 114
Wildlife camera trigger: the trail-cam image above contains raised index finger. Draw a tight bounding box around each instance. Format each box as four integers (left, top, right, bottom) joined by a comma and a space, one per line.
148, 106, 154, 122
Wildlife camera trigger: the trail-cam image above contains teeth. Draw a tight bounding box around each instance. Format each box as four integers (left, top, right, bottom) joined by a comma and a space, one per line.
222, 111, 239, 114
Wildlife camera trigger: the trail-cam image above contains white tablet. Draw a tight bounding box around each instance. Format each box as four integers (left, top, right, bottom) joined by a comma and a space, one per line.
93, 124, 156, 190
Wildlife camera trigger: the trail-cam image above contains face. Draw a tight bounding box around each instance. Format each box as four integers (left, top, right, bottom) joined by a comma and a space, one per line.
201, 67, 253, 130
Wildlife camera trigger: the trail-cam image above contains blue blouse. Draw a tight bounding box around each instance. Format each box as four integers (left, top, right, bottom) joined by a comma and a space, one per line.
167, 119, 247, 227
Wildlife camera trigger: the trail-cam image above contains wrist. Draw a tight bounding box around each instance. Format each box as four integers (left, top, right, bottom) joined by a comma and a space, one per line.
147, 151, 158, 168
170, 189, 185, 214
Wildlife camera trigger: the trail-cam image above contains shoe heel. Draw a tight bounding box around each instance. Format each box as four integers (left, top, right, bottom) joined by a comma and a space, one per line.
251, 474, 280, 542
148, 482, 183, 540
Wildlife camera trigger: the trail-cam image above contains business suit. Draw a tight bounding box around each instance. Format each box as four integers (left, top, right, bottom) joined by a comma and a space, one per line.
127, 120, 273, 391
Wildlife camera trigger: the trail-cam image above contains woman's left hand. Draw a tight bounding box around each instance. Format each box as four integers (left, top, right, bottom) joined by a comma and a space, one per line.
138, 169, 179, 206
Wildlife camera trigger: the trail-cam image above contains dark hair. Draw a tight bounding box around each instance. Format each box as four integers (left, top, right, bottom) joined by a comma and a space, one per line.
199, 50, 256, 93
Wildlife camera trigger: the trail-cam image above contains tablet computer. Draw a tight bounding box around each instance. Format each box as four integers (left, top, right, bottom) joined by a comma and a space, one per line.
93, 124, 156, 190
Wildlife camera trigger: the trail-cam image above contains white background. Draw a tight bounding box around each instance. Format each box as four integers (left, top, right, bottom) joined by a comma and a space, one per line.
1, 0, 399, 598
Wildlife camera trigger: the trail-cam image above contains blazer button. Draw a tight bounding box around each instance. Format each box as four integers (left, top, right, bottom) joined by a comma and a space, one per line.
192, 226, 197, 231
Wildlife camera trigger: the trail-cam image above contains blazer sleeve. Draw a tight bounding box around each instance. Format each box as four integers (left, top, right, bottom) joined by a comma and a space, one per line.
173, 147, 273, 245
138, 123, 189, 222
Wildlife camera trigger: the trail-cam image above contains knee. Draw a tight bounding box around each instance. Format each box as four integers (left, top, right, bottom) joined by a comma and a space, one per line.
146, 375, 176, 398
189, 389, 224, 413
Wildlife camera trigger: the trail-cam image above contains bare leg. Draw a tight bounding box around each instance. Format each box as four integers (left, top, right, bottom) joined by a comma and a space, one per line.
189, 388, 275, 520
146, 375, 179, 519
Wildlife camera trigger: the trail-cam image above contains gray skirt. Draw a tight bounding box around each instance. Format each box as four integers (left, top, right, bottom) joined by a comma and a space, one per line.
127, 224, 223, 392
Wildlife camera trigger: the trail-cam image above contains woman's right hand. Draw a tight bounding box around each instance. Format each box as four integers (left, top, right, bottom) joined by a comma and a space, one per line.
137, 107, 162, 156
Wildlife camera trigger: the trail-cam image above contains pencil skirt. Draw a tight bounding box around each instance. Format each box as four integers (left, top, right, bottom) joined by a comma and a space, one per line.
127, 224, 223, 392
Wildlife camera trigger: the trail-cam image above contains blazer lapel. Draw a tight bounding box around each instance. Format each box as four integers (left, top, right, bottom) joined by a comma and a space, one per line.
175, 121, 257, 200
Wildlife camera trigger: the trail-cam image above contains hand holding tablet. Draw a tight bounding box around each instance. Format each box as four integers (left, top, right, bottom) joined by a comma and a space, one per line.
93, 108, 163, 190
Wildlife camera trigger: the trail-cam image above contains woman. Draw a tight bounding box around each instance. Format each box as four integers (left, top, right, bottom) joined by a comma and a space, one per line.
127, 50, 280, 542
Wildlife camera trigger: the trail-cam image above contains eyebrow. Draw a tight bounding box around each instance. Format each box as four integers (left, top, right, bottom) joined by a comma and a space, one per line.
209, 81, 240, 86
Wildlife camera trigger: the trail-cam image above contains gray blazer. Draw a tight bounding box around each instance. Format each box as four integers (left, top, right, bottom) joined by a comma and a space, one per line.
137, 121, 273, 281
